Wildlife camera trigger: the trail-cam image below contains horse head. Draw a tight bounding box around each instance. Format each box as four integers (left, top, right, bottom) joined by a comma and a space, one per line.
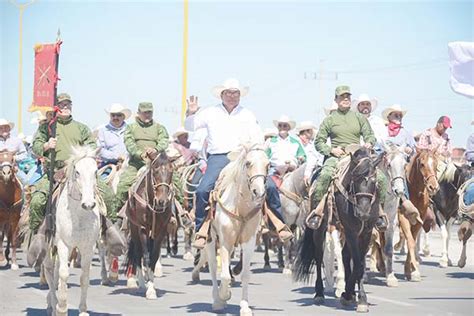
243, 144, 269, 201
0, 150, 17, 182
414, 148, 440, 196
384, 143, 409, 197
150, 151, 174, 208
349, 148, 381, 221
67, 146, 99, 210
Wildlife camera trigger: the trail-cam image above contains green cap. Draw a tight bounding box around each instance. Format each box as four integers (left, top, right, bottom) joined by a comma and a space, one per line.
57, 93, 72, 103
335, 85, 351, 97
138, 102, 153, 112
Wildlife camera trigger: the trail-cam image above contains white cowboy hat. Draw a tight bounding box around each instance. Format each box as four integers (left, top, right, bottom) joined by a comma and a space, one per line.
295, 120, 318, 134
30, 111, 47, 125
273, 115, 296, 130
105, 103, 131, 120
172, 126, 190, 140
351, 93, 378, 112
263, 127, 278, 138
0, 118, 14, 130
324, 101, 338, 116
211, 78, 249, 99
382, 104, 407, 122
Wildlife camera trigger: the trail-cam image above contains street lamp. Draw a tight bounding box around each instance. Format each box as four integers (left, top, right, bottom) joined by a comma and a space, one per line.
10, 0, 35, 134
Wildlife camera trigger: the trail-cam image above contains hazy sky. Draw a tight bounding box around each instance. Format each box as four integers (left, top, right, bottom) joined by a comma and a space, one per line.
1, 0, 473, 146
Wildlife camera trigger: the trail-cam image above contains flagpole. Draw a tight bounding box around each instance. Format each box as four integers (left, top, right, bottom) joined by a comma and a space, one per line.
10, 0, 35, 134
180, 0, 189, 125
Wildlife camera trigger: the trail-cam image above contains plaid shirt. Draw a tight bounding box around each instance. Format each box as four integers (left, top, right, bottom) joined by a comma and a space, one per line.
417, 128, 452, 157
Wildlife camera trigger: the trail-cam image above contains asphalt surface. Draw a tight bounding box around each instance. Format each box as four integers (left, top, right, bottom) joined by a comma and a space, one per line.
0, 225, 473, 316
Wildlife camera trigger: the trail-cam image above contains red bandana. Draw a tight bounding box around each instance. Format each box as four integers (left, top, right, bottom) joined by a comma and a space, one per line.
388, 122, 402, 137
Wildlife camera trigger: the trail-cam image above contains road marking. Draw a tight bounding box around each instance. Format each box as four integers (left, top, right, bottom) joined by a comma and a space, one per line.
370, 294, 416, 307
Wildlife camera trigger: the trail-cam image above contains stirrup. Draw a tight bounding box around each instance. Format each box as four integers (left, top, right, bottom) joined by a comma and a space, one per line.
375, 214, 388, 232
305, 213, 322, 230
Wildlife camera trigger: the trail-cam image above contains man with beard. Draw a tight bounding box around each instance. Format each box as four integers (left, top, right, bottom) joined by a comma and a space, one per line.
352, 93, 386, 148
305, 85, 388, 231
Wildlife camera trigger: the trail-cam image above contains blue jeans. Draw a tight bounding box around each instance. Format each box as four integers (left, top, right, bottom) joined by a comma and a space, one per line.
195, 154, 230, 231
464, 182, 474, 206
188, 167, 204, 211
265, 176, 285, 222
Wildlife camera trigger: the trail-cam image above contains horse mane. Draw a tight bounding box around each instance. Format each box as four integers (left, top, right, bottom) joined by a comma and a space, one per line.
65, 145, 97, 179
151, 150, 169, 167
218, 146, 249, 191
351, 148, 372, 178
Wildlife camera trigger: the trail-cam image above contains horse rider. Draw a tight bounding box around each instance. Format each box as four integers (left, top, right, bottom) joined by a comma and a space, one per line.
352, 93, 386, 148
172, 126, 195, 165
96, 103, 131, 168
185, 78, 285, 249
264, 115, 304, 236
29, 93, 116, 232
295, 120, 324, 185
417, 116, 454, 181
263, 127, 278, 141
0, 118, 29, 184
305, 85, 388, 231
113, 102, 169, 217
380, 104, 422, 224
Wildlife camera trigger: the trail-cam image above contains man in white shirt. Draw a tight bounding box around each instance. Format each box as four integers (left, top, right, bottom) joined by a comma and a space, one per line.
295, 121, 324, 185
352, 93, 386, 147
0, 118, 28, 183
185, 78, 291, 248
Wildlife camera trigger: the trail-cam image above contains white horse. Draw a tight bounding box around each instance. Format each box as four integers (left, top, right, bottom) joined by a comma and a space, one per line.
193, 144, 268, 316
43, 146, 104, 316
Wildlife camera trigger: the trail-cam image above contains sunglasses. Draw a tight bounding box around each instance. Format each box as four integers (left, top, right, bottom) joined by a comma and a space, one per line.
223, 90, 240, 97
111, 113, 124, 118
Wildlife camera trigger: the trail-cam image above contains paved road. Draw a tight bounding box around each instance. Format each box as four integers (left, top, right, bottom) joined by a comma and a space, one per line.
1, 225, 473, 315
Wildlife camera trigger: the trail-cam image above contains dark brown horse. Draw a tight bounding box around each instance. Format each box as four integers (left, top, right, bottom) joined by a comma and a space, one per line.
0, 150, 23, 270
400, 149, 439, 281
124, 151, 175, 299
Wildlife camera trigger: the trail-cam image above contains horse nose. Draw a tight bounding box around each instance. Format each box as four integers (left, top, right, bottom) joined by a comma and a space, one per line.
158, 199, 166, 207
81, 202, 96, 210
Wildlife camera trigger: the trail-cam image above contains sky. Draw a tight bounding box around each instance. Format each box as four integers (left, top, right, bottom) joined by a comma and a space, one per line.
1, 0, 473, 147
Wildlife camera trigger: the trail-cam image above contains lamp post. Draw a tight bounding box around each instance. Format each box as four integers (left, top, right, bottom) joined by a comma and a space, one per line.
10, 0, 35, 134
180, 0, 189, 125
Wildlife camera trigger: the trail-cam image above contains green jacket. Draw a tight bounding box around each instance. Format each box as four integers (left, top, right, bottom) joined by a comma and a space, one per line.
315, 109, 375, 156
124, 118, 169, 168
32, 116, 95, 168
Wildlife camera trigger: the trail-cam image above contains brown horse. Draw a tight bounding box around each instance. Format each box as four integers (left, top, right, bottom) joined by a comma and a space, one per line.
124, 151, 175, 299
400, 149, 439, 281
0, 150, 23, 270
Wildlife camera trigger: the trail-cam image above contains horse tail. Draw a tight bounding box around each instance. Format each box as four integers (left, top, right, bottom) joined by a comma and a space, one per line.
292, 226, 317, 283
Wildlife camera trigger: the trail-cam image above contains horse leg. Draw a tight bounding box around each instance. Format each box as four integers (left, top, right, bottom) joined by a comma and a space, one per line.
9, 219, 20, 270
355, 229, 372, 313
422, 229, 431, 257
384, 223, 398, 287
277, 244, 284, 269
331, 229, 345, 298
98, 240, 109, 285
218, 241, 233, 302
239, 235, 256, 316
340, 241, 355, 306
323, 233, 335, 292
78, 248, 93, 316
439, 214, 449, 268
208, 240, 226, 311
409, 223, 422, 281
191, 249, 207, 282
393, 223, 406, 254
147, 239, 163, 300
446, 218, 454, 266
282, 239, 292, 275
398, 213, 417, 281
154, 257, 163, 278
56, 240, 70, 316
183, 227, 194, 261
0, 229, 6, 267
232, 249, 243, 276
313, 228, 326, 305
166, 233, 171, 258
458, 239, 468, 268
144, 238, 157, 300
263, 233, 271, 270
43, 256, 57, 316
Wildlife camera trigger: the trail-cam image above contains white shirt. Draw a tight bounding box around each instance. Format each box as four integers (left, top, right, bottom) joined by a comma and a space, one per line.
368, 115, 386, 145
185, 103, 263, 154
302, 141, 324, 178
189, 128, 208, 159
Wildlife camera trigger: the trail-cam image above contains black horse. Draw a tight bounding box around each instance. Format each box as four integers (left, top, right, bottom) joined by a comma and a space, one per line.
432, 163, 472, 267
293, 148, 383, 312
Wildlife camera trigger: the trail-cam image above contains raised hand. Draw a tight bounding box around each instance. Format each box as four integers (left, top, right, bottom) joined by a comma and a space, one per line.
186, 95, 199, 115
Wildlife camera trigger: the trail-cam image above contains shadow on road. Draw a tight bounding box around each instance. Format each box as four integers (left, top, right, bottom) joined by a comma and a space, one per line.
24, 307, 122, 315
170, 302, 240, 314
446, 272, 474, 279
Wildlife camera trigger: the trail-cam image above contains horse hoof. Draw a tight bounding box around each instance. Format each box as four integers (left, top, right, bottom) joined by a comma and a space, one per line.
340, 295, 356, 306
219, 289, 231, 302
369, 264, 378, 273
154, 267, 163, 278
423, 248, 431, 257
458, 259, 466, 268
79, 312, 89, 316
191, 272, 200, 282
183, 252, 194, 261
109, 273, 118, 283
411, 271, 421, 282
0, 259, 7, 267
212, 301, 226, 311
240, 301, 252, 316
263, 264, 271, 271
282, 268, 292, 276
386, 275, 398, 287
313, 296, 325, 305
101, 278, 111, 286
127, 278, 138, 289
11, 263, 19, 271
439, 259, 448, 268
356, 304, 369, 313
146, 291, 157, 300
335, 289, 343, 298
56, 305, 67, 316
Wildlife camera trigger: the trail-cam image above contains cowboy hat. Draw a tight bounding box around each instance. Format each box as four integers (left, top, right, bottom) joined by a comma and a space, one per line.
173, 126, 190, 140
351, 93, 378, 112
273, 115, 296, 130
212, 78, 249, 99
30, 111, 48, 125
105, 103, 132, 120
295, 121, 317, 134
0, 118, 14, 130
382, 104, 407, 122
324, 101, 338, 116
263, 127, 278, 138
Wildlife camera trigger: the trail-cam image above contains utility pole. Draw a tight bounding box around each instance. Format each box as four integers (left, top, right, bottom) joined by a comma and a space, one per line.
304, 59, 338, 124
10, 0, 35, 134
180, 0, 189, 125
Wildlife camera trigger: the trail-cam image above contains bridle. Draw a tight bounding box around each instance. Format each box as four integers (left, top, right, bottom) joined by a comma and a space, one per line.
348, 157, 377, 206
148, 160, 174, 213
245, 147, 268, 191
416, 154, 437, 187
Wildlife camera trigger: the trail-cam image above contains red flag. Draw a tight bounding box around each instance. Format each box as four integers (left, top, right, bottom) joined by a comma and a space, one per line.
29, 41, 61, 112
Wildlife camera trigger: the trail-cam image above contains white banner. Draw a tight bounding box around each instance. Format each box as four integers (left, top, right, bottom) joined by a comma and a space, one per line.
448, 42, 474, 99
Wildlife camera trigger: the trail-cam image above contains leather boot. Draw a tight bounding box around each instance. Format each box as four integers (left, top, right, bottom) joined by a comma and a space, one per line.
305, 197, 326, 230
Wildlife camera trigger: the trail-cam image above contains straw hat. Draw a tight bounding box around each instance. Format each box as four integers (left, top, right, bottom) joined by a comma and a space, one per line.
212, 78, 249, 99
105, 103, 131, 119
382, 104, 407, 122
295, 121, 317, 134
324, 101, 338, 116
172, 126, 190, 140
0, 118, 14, 130
273, 115, 296, 130
263, 127, 278, 138
351, 93, 378, 112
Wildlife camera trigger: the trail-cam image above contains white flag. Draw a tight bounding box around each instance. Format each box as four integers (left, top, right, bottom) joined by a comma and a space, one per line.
448, 42, 474, 99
